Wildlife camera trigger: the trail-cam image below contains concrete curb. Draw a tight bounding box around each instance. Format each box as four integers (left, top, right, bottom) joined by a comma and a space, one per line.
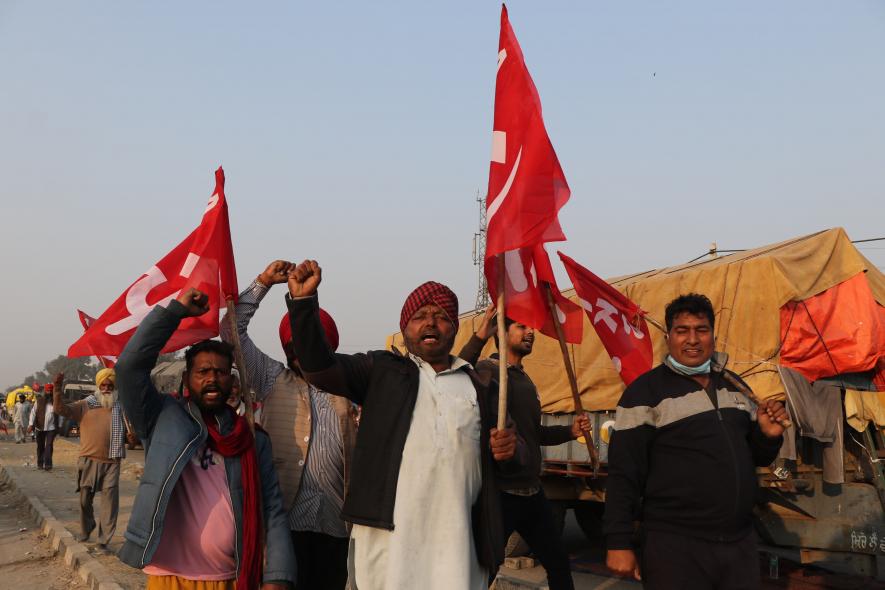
0, 464, 124, 590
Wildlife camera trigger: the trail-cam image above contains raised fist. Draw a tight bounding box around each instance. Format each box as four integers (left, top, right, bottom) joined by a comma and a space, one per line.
287, 260, 322, 298
176, 288, 210, 317
258, 260, 297, 287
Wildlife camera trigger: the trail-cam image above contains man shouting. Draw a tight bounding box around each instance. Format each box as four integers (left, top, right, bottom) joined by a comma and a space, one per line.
116, 288, 295, 590
285, 260, 523, 590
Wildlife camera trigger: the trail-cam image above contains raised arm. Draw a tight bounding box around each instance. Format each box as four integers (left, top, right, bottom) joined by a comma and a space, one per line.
286, 260, 373, 404
220, 261, 295, 401
116, 288, 209, 439
51, 373, 86, 422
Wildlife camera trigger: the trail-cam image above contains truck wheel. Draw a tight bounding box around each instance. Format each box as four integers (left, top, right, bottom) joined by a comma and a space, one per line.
574, 502, 604, 542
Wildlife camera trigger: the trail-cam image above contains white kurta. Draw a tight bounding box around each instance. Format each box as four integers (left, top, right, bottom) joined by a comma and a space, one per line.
350, 354, 486, 590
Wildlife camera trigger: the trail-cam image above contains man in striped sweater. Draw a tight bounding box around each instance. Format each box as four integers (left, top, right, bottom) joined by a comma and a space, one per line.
604, 293, 787, 589
221, 260, 356, 590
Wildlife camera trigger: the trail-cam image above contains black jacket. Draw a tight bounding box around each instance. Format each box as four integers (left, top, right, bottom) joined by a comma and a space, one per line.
603, 363, 782, 549
459, 336, 573, 491
287, 295, 523, 572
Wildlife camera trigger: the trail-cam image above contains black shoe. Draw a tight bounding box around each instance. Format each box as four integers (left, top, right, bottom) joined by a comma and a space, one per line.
36, 465, 43, 470
95, 544, 113, 555
44, 467, 52, 472
74, 533, 89, 543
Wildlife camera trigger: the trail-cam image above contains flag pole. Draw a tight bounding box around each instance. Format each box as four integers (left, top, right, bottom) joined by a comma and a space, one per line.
496, 255, 508, 431
543, 282, 600, 474
225, 299, 254, 431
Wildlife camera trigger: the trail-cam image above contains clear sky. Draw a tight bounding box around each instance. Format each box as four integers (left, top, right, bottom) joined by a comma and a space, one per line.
1, 1, 883, 389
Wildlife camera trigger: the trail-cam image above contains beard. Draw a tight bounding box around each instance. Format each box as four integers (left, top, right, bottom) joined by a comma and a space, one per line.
100, 392, 118, 410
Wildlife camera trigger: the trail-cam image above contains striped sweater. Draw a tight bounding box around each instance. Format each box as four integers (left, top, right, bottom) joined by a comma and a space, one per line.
602, 364, 782, 549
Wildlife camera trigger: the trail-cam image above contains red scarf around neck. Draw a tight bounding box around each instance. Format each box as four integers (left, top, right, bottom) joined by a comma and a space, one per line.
203, 408, 263, 590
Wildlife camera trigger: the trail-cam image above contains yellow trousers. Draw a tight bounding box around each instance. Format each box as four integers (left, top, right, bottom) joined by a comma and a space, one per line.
146, 575, 236, 590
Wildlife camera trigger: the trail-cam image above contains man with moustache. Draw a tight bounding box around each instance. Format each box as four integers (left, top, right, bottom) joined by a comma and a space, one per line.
460, 307, 589, 590
604, 293, 787, 589
221, 260, 356, 590
284, 260, 522, 590
53, 368, 126, 552
115, 288, 295, 590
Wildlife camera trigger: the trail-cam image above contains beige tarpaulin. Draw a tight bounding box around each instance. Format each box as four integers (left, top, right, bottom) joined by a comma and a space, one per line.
387, 228, 885, 412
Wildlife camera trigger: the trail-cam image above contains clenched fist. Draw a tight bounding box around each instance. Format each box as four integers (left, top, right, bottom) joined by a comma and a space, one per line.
176, 288, 210, 317
287, 260, 322, 298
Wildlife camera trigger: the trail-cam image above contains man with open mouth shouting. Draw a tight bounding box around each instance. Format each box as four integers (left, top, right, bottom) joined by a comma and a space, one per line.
285, 260, 524, 590
115, 288, 295, 590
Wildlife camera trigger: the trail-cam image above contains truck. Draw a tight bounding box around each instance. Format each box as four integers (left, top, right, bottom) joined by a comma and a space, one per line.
387, 227, 885, 579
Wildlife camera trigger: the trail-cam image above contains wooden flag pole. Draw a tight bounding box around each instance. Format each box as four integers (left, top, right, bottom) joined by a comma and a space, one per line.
543, 283, 600, 473
225, 299, 254, 431
496, 255, 508, 431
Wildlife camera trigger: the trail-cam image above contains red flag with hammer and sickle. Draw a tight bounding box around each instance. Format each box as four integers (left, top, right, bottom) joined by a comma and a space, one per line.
68, 167, 238, 357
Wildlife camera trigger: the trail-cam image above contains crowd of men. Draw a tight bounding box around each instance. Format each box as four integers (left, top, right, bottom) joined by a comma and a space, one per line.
6, 259, 787, 590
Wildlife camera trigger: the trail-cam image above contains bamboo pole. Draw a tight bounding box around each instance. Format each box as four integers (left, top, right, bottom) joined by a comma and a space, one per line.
543, 283, 600, 473
496, 255, 508, 431
225, 299, 254, 431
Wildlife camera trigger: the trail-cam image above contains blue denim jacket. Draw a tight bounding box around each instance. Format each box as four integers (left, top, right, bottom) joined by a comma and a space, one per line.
115, 300, 295, 586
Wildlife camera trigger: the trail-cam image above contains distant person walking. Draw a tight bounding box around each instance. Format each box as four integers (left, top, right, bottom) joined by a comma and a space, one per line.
13, 394, 32, 443
53, 369, 125, 553
28, 384, 59, 470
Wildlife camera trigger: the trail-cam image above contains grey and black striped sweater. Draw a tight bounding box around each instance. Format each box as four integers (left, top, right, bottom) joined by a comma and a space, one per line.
603, 364, 782, 550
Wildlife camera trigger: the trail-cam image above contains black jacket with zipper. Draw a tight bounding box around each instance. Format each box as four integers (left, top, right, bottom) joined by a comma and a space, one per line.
287, 294, 524, 573
602, 363, 782, 550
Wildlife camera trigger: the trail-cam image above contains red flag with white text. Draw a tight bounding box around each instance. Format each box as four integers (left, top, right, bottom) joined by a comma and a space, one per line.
68, 167, 238, 357
77, 310, 117, 367
558, 252, 653, 385
485, 4, 570, 259
486, 244, 583, 343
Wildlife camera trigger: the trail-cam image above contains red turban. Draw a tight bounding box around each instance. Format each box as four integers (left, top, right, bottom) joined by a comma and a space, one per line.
44, 383, 54, 393
399, 281, 459, 333
279, 308, 339, 352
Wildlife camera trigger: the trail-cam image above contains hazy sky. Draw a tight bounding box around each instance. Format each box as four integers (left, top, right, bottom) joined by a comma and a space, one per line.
1, 1, 883, 389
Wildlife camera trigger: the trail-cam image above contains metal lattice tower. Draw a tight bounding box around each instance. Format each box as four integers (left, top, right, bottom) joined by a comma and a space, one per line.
473, 189, 490, 309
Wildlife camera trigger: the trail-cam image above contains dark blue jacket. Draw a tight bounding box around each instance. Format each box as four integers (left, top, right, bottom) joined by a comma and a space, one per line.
115, 301, 295, 586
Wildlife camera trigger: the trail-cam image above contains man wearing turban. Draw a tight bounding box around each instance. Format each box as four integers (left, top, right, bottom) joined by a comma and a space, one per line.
220, 260, 356, 590
53, 368, 126, 553
28, 382, 59, 469
285, 259, 522, 590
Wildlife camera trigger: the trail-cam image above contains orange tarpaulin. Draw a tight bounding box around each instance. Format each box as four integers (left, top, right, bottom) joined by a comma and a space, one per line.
780, 272, 885, 383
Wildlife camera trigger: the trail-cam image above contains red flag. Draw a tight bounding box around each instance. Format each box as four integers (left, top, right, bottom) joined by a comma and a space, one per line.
486, 244, 583, 343
558, 252, 653, 385
69, 167, 238, 357
485, 4, 570, 259
77, 310, 117, 368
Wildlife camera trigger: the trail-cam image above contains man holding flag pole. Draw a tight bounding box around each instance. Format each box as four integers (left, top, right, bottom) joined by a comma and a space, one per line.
68, 168, 295, 589
484, 5, 597, 465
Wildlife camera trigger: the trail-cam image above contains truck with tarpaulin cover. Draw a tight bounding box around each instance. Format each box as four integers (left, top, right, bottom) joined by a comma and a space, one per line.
386, 227, 885, 578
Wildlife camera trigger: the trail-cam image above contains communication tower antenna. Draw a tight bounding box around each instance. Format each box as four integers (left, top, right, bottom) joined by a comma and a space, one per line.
472, 190, 490, 309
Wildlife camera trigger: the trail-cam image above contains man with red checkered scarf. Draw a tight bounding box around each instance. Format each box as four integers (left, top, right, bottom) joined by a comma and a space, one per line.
285, 260, 524, 590
221, 260, 357, 590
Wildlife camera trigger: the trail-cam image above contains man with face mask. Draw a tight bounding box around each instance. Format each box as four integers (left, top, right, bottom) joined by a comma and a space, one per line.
115, 288, 295, 590
220, 260, 356, 590
604, 293, 787, 589
53, 368, 126, 552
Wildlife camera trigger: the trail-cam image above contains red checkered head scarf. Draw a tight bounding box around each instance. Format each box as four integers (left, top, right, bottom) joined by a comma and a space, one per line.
399, 281, 459, 333
279, 308, 340, 352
